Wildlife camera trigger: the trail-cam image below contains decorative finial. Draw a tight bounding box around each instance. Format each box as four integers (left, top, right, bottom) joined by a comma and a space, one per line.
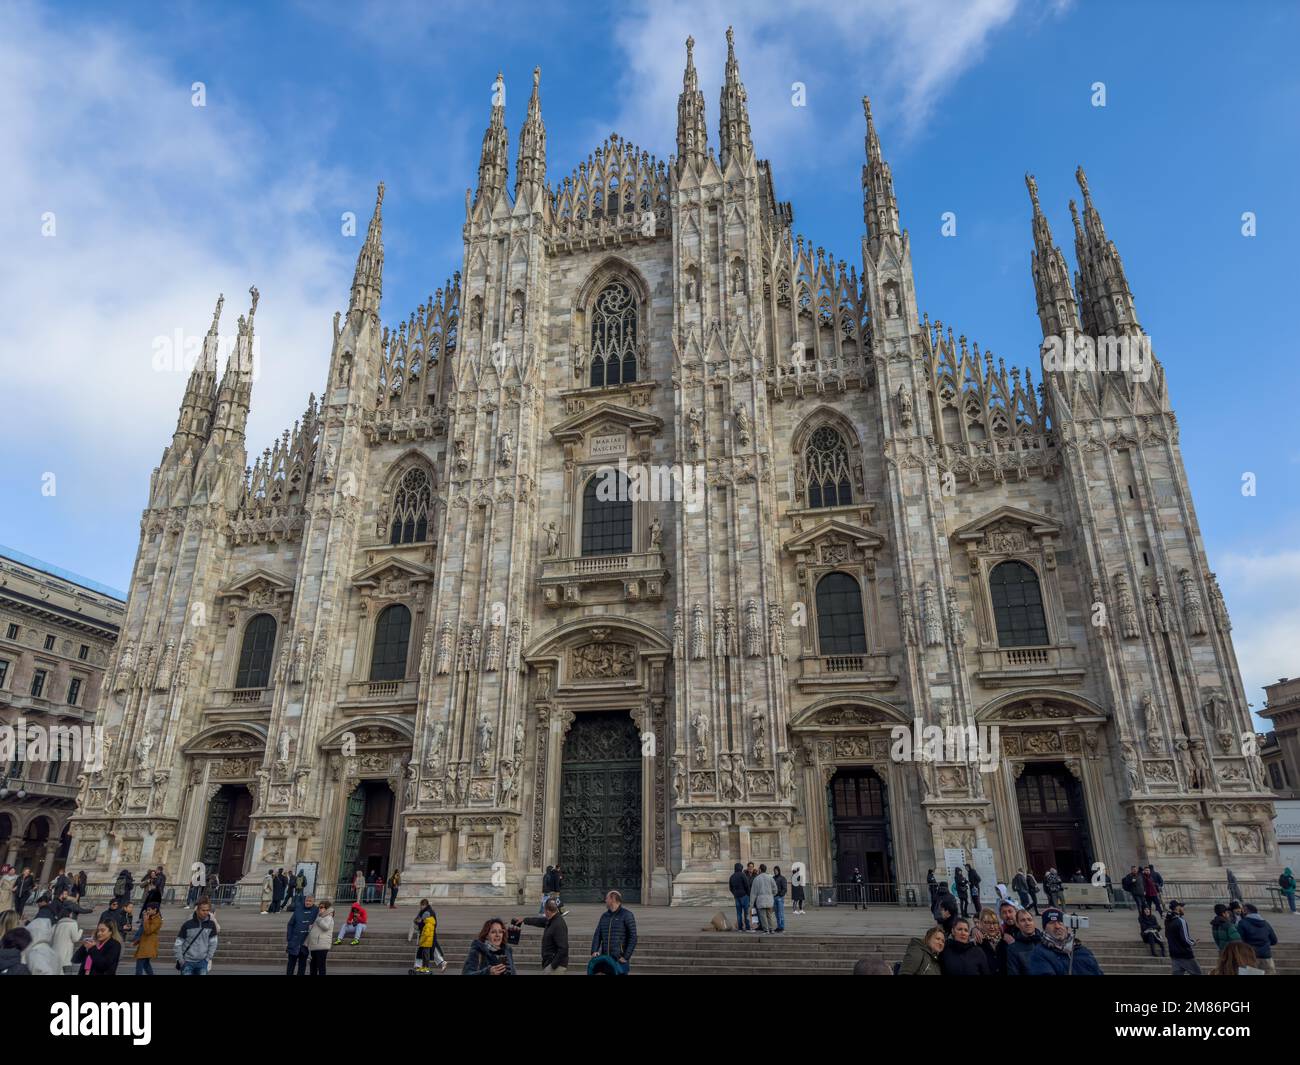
248, 285, 259, 317
726, 25, 735, 51
862, 95, 872, 121
686, 35, 695, 56
211, 293, 224, 331
1025, 172, 1039, 207
1075, 165, 1090, 199
533, 66, 540, 88
376, 181, 385, 207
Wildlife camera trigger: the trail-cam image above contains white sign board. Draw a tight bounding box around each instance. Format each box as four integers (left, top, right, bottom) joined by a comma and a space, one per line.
970, 846, 997, 902
942, 847, 966, 892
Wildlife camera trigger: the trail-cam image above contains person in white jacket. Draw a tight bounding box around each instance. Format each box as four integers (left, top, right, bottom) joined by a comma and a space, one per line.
750, 865, 778, 934
306, 901, 335, 975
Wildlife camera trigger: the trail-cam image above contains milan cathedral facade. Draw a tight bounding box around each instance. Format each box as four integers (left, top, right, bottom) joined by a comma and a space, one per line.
69, 31, 1276, 902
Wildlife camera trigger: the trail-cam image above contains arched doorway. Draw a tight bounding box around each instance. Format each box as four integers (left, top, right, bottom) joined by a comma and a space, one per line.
336, 780, 394, 892
829, 767, 896, 903
17, 816, 51, 872
1016, 762, 1093, 879
200, 785, 253, 884
558, 711, 642, 903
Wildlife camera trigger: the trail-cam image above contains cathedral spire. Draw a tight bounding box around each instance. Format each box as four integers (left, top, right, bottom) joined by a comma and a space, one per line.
349, 182, 385, 319
1025, 173, 1079, 339
475, 72, 510, 208
173, 292, 224, 448
676, 36, 708, 174
211, 285, 258, 444
718, 26, 752, 169
861, 97, 900, 254
514, 67, 547, 205
1072, 166, 1141, 335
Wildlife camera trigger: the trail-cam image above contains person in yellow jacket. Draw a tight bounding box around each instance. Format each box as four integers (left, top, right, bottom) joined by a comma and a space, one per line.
132, 903, 163, 975
411, 899, 447, 973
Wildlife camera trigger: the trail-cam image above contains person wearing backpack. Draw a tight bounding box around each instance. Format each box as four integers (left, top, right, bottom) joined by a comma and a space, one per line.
1280, 867, 1297, 914
112, 869, 133, 905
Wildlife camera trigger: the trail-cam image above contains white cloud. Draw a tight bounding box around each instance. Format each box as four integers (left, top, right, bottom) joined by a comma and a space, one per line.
1216, 550, 1300, 723
0, 3, 359, 565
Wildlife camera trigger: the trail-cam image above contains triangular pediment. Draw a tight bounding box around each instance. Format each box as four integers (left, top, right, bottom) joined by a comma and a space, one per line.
217, 568, 295, 600
350, 556, 436, 588
953, 506, 1061, 543
783, 517, 885, 556
550, 401, 663, 443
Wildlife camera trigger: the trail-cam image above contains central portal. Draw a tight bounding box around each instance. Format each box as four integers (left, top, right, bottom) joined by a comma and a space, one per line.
558, 710, 642, 903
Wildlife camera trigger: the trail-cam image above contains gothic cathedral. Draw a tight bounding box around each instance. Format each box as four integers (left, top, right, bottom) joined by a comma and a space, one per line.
70, 32, 1276, 902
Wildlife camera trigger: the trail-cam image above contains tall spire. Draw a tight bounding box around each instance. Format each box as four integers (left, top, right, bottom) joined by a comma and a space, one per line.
349, 182, 385, 318
718, 26, 752, 168
475, 72, 509, 208
1025, 173, 1079, 339
211, 285, 258, 443
173, 292, 224, 447
1072, 166, 1140, 335
675, 36, 708, 174
514, 67, 547, 205
861, 97, 900, 253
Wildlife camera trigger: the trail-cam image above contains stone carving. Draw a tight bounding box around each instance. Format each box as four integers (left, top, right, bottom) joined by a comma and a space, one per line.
1121, 742, 1142, 793
690, 831, 721, 860
1179, 569, 1207, 636
572, 640, 635, 679
506, 620, 521, 672
946, 598, 964, 642
898, 584, 916, 645
691, 602, 706, 660
896, 385, 913, 428
475, 714, 494, 772
1201, 690, 1233, 754
750, 707, 767, 765
692, 711, 710, 763
725, 605, 739, 657
1227, 826, 1263, 855
713, 607, 726, 658
744, 598, 762, 657
1142, 693, 1163, 756
688, 407, 703, 456
424, 722, 445, 773
434, 619, 453, 675
497, 429, 514, 468
134, 730, 155, 770
671, 756, 686, 802
453, 438, 469, 475
921, 582, 943, 647
719, 755, 741, 801
544, 522, 560, 557
484, 623, 502, 672
415, 835, 441, 863
734, 404, 752, 447
1114, 573, 1141, 639
648, 516, 662, 551
1157, 827, 1193, 856
672, 609, 684, 654
768, 603, 785, 656
1207, 572, 1231, 632
155, 638, 175, 690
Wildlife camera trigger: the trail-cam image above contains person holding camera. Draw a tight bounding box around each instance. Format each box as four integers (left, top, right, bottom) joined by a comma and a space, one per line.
462, 918, 516, 975
1024, 907, 1102, 975
72, 921, 121, 976
173, 896, 219, 975
517, 898, 569, 974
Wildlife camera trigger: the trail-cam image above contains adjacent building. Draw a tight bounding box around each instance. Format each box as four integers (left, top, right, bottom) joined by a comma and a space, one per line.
69, 31, 1277, 902
0, 545, 124, 880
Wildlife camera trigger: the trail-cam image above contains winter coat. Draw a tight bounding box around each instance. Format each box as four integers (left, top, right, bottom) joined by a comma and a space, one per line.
306, 912, 335, 952
73, 938, 121, 976
523, 912, 570, 969
1211, 915, 1242, 951
173, 914, 219, 964
1011, 873, 1028, 894
728, 869, 749, 899
774, 874, 788, 898
979, 938, 1001, 975
1139, 912, 1163, 943
1025, 934, 1102, 976
417, 914, 438, 949
897, 937, 942, 975
1280, 870, 1296, 896
751, 872, 777, 908
1237, 913, 1277, 959
462, 939, 516, 975
1141, 871, 1160, 898
1165, 913, 1196, 959
0, 873, 16, 910
345, 903, 368, 927
591, 906, 637, 960
1003, 930, 1043, 975
938, 938, 989, 976
135, 909, 162, 959
113, 871, 133, 901
0, 947, 30, 975
953, 869, 968, 897
285, 896, 319, 955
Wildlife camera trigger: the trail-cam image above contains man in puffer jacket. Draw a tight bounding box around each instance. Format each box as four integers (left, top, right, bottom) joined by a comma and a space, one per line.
1024, 907, 1102, 975
1003, 907, 1045, 975
1164, 899, 1201, 975
1236, 904, 1278, 974
590, 890, 637, 974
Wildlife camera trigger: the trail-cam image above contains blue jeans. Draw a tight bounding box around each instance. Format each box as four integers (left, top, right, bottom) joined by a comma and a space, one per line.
134, 958, 154, 976
774, 897, 785, 931
1288, 893, 1296, 913
180, 959, 208, 975
734, 894, 750, 930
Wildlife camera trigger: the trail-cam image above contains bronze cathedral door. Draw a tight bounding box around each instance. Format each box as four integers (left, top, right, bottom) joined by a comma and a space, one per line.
558, 711, 642, 903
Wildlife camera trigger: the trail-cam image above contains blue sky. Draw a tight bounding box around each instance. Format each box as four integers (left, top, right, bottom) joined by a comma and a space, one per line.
2, 0, 1298, 714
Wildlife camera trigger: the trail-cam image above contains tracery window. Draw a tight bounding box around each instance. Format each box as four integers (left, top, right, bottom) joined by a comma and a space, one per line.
369, 604, 412, 681
581, 472, 632, 556
389, 467, 433, 544
805, 426, 853, 508
989, 560, 1049, 647
235, 613, 277, 689
589, 281, 638, 388
815, 572, 867, 655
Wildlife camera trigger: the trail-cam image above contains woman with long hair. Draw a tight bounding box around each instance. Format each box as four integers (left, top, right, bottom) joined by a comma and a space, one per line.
462, 917, 515, 975
1210, 941, 1260, 976
72, 921, 122, 976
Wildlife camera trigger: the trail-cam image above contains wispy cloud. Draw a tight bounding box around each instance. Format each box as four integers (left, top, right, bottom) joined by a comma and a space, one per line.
1217, 550, 1300, 723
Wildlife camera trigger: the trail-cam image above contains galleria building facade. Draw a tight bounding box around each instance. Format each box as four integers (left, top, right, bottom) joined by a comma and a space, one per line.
69, 33, 1276, 903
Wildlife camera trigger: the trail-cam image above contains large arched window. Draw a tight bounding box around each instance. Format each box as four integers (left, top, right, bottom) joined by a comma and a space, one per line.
805, 426, 852, 508
589, 281, 638, 387
816, 572, 867, 655
581, 471, 632, 556
235, 613, 277, 689
369, 604, 412, 681
989, 560, 1049, 647
390, 467, 433, 544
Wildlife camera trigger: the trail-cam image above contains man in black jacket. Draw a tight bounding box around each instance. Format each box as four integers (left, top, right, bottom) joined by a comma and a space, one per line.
954, 866, 969, 918
728, 863, 750, 932
590, 890, 637, 974
1164, 899, 1201, 975
15, 868, 35, 917
773, 867, 788, 932
100, 898, 131, 937
521, 899, 570, 974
